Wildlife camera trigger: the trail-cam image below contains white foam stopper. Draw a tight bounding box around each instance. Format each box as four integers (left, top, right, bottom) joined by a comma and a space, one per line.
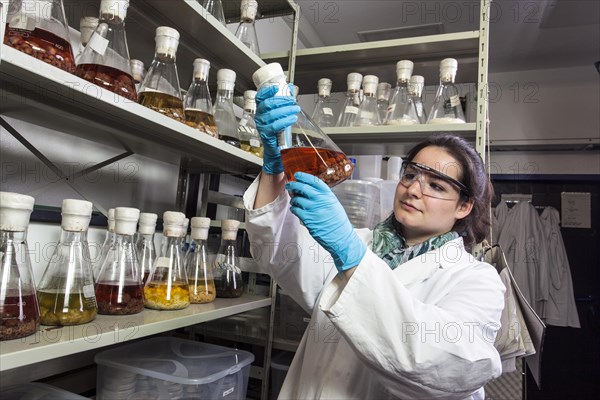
163, 211, 186, 237
217, 68, 236, 91
241, 0, 258, 20
79, 16, 98, 45
347, 72, 363, 92
440, 58, 458, 82
221, 219, 240, 240
193, 58, 210, 80
155, 26, 180, 57
138, 212, 157, 235
252, 63, 285, 89
61, 199, 93, 232
395, 60, 414, 81
409, 75, 425, 96
362, 75, 379, 94
100, 0, 129, 21
191, 217, 211, 240
0, 191, 35, 232
107, 208, 115, 232
243, 90, 257, 111
114, 207, 139, 235
317, 78, 332, 97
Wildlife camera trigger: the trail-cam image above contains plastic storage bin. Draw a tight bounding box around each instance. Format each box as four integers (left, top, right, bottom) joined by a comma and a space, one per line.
269, 351, 294, 400
0, 382, 89, 399
332, 180, 381, 229
95, 337, 254, 400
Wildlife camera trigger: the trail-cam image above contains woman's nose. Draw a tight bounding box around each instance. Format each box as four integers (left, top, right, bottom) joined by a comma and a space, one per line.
406, 178, 423, 197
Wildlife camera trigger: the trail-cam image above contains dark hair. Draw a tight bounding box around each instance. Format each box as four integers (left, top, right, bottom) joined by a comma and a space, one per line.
404, 133, 493, 251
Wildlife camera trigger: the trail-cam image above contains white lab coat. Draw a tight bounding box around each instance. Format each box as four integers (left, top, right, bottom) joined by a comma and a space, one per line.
244, 177, 505, 400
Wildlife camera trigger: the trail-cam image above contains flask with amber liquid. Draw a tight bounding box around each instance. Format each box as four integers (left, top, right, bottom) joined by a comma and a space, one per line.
138, 27, 185, 124
184, 58, 218, 138
144, 211, 190, 310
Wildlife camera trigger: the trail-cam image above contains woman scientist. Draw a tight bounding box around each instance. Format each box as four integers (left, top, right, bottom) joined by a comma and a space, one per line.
243, 85, 505, 399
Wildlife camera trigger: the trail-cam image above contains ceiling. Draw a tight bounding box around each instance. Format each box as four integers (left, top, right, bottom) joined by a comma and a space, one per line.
293, 0, 600, 73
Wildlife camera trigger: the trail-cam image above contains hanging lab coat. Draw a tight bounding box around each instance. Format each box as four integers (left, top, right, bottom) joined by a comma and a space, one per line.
496, 202, 550, 319
539, 207, 580, 328
244, 177, 505, 400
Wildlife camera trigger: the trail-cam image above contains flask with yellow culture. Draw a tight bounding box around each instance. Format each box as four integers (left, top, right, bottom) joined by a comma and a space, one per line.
185, 217, 216, 304
144, 211, 190, 310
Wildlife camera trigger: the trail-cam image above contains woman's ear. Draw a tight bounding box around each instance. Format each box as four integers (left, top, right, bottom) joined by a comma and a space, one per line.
455, 197, 474, 220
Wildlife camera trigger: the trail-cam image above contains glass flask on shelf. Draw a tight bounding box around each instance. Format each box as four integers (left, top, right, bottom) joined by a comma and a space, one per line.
130, 59, 145, 93
93, 208, 115, 282
136, 212, 157, 285
183, 58, 218, 138
185, 217, 216, 304
138, 27, 185, 124
75, 0, 137, 102
214, 68, 241, 147
37, 199, 97, 326
253, 63, 353, 187
336, 72, 362, 127
213, 220, 243, 298
311, 78, 336, 128
353, 75, 381, 126
3, 0, 76, 72
144, 211, 190, 310
427, 58, 466, 124
385, 60, 419, 126
95, 207, 144, 315
409, 75, 427, 124
202, 0, 226, 26
238, 90, 263, 157
376, 82, 391, 124
0, 192, 39, 341
234, 0, 260, 56
76, 16, 98, 63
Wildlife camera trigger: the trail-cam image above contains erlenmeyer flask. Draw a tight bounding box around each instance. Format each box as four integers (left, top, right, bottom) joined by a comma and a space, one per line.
0, 192, 39, 341
214, 68, 241, 147
138, 27, 185, 124
202, 0, 226, 26
144, 211, 190, 310
37, 199, 97, 326
186, 217, 216, 304
76, 16, 98, 63
136, 212, 157, 285
238, 90, 263, 158
130, 59, 145, 93
95, 207, 144, 315
385, 60, 419, 126
253, 63, 353, 187
427, 58, 466, 124
213, 220, 243, 298
353, 75, 381, 126
311, 78, 336, 128
184, 58, 218, 138
75, 0, 137, 102
235, 0, 260, 56
93, 208, 115, 282
4, 0, 76, 72
376, 82, 391, 124
336, 72, 362, 127
409, 75, 427, 124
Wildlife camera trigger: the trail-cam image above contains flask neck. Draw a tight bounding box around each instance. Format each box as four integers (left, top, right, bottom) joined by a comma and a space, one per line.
1, 230, 27, 245
60, 230, 87, 243
217, 88, 234, 100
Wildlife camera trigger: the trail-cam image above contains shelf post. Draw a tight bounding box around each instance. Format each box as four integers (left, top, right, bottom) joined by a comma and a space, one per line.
476, 0, 491, 162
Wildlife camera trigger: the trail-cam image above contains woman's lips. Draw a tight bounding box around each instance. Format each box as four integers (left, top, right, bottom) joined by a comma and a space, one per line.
400, 201, 420, 212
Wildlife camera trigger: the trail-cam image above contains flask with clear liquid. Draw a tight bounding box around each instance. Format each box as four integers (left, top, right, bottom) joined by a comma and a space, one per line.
214, 68, 241, 147
4, 0, 76, 72
354, 75, 381, 126
136, 212, 157, 285
336, 72, 362, 127
75, 0, 137, 101
37, 199, 97, 326
202, 0, 226, 26
409, 75, 427, 124
385, 60, 419, 126
253, 63, 354, 187
427, 58, 466, 124
138, 27, 185, 124
76, 16, 98, 63
130, 59, 145, 93
238, 90, 263, 157
185, 217, 216, 304
213, 220, 243, 298
376, 82, 391, 124
311, 78, 336, 128
184, 58, 218, 138
235, 0, 260, 56
93, 208, 115, 282
0, 192, 40, 341
95, 207, 144, 315
144, 212, 190, 310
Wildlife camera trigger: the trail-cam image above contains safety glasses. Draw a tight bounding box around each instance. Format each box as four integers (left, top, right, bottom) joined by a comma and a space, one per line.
399, 161, 471, 200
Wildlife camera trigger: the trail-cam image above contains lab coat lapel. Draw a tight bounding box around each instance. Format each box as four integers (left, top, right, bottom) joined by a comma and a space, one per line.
392, 250, 442, 287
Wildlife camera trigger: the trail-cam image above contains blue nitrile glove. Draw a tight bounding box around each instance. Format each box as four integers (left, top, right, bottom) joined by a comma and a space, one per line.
255, 85, 301, 175
286, 172, 367, 272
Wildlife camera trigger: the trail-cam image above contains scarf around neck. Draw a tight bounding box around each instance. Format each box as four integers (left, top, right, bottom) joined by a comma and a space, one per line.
371, 214, 459, 270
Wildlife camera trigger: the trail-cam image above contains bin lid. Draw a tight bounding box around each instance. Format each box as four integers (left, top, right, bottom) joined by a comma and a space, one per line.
0, 383, 88, 399
95, 337, 254, 385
